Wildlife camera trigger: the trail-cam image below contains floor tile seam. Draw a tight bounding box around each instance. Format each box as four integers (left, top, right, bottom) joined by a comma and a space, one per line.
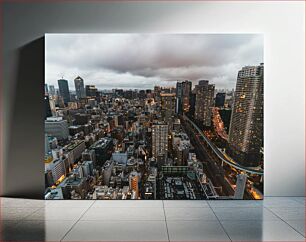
264, 206, 306, 238
162, 200, 170, 242
60, 200, 96, 242
206, 201, 232, 242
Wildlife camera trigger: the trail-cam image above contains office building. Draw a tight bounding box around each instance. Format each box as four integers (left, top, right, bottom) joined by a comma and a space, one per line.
45, 117, 69, 140
58, 79, 70, 104
74, 76, 85, 99
228, 64, 264, 166
194, 80, 215, 127
152, 122, 168, 162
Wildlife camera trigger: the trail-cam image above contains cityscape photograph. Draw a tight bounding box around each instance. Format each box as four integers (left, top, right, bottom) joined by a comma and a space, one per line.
44, 34, 264, 200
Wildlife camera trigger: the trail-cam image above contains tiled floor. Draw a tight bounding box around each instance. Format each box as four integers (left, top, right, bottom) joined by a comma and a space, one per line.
0, 197, 304, 241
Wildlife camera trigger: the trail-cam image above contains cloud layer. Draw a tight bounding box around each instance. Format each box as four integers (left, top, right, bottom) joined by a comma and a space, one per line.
45, 34, 263, 90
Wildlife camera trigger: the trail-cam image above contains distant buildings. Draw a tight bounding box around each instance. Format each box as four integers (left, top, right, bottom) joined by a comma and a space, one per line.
194, 80, 215, 127
74, 76, 86, 99
58, 79, 70, 104
228, 63, 264, 166
45, 117, 69, 140
152, 122, 168, 162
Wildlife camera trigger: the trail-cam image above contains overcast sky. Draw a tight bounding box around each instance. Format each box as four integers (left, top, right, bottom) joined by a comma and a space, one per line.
45, 34, 263, 90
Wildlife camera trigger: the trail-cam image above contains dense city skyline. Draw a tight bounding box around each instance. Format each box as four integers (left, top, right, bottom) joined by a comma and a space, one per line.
44, 34, 263, 200
46, 34, 263, 90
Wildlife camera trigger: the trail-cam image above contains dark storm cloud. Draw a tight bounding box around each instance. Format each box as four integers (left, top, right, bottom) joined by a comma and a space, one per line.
45, 34, 263, 90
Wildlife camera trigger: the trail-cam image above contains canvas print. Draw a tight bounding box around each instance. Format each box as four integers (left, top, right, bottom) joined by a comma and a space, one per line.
44, 34, 263, 200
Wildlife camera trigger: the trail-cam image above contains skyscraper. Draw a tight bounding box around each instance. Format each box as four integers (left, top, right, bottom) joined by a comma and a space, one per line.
176, 80, 192, 114
152, 122, 168, 162
74, 76, 85, 99
228, 63, 264, 166
58, 79, 70, 104
194, 80, 215, 127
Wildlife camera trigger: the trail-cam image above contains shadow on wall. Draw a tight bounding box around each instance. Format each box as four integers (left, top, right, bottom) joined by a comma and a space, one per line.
5, 37, 45, 199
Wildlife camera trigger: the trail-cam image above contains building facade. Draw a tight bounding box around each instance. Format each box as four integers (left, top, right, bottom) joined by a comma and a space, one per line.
152, 122, 168, 162
228, 63, 264, 166
176, 80, 192, 114
58, 79, 70, 104
74, 76, 86, 99
160, 93, 176, 124
45, 117, 69, 140
194, 80, 215, 127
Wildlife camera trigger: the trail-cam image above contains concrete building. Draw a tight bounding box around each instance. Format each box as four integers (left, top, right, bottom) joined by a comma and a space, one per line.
45, 158, 67, 183
45, 117, 69, 140
152, 122, 168, 162
234, 173, 247, 199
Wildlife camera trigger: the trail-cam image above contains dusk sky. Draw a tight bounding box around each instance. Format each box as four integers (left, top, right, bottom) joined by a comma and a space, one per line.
45, 34, 263, 90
